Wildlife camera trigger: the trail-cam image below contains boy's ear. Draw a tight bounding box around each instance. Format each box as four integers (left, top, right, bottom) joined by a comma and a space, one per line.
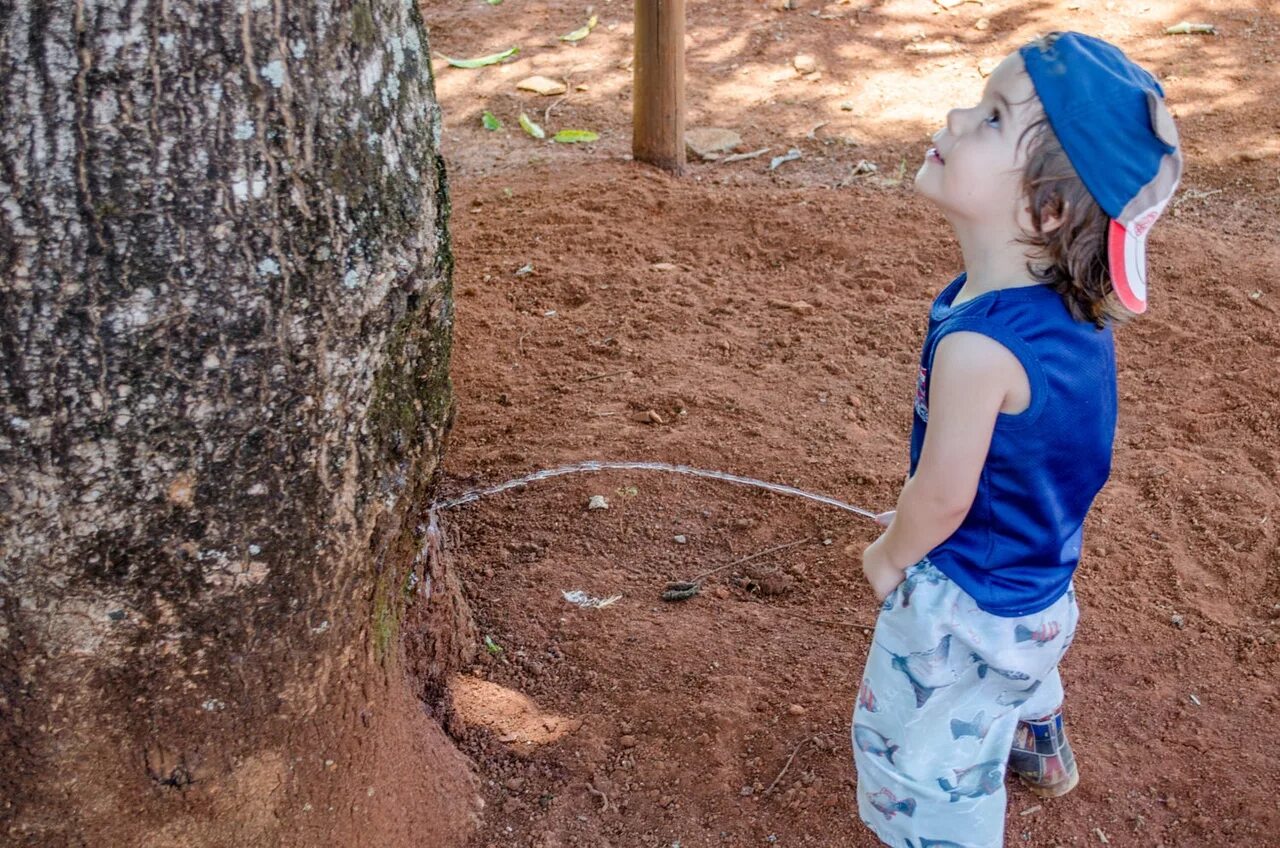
1037, 198, 1068, 234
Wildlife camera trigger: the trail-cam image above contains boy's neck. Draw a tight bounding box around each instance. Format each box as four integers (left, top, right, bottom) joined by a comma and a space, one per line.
950, 219, 1044, 305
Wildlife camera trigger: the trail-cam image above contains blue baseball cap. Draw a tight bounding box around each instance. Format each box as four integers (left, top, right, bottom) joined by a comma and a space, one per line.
1020, 32, 1183, 314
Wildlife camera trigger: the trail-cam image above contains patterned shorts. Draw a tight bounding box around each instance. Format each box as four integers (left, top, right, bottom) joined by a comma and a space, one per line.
852, 559, 1079, 848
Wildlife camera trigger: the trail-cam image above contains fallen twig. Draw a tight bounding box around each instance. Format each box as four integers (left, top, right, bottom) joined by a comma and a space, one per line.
764, 734, 827, 795
808, 617, 876, 633
1172, 187, 1223, 209
586, 781, 611, 812
1165, 21, 1216, 35
719, 147, 771, 164
686, 536, 814, 584
577, 369, 632, 383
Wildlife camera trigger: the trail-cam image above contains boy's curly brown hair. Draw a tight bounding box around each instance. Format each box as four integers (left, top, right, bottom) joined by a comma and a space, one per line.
1017, 116, 1128, 329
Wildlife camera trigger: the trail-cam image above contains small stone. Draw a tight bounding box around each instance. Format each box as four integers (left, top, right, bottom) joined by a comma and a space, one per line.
619, 735, 638, 749
631, 409, 664, 424
588, 495, 609, 510
712, 586, 730, 599
739, 785, 755, 796
650, 262, 679, 271
787, 703, 807, 716
685, 127, 743, 160
734, 517, 754, 529
753, 572, 794, 596
659, 795, 674, 808
975, 17, 990, 30
1171, 613, 1185, 629
517, 75, 568, 96
793, 54, 818, 74
769, 298, 814, 315
673, 535, 688, 544
505, 777, 526, 792
839, 101, 855, 111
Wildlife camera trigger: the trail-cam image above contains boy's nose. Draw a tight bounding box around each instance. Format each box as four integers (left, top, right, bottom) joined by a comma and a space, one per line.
946, 105, 984, 138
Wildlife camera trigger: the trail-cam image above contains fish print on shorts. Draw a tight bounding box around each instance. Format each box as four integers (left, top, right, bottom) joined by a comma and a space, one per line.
880, 562, 947, 611
996, 678, 1043, 709
937, 759, 1003, 802
854, 723, 900, 766
969, 652, 1032, 682
949, 709, 994, 741
1014, 621, 1061, 645
857, 680, 880, 713
885, 635, 973, 708
868, 786, 917, 820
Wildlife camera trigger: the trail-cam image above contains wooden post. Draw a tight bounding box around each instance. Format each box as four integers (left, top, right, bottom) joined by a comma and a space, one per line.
633, 0, 686, 172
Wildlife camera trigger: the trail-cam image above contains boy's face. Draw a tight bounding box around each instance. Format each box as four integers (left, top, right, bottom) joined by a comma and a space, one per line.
914, 53, 1042, 229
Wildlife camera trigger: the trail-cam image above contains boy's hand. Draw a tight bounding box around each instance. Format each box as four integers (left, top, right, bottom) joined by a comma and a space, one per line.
861, 539, 905, 602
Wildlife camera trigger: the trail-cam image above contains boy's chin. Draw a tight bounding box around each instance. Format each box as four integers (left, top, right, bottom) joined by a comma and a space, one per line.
912, 171, 946, 206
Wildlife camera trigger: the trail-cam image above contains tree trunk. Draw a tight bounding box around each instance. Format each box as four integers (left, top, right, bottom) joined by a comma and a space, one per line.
0, 1, 478, 845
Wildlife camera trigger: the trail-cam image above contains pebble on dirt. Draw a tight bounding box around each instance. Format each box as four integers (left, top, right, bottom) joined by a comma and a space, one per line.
587, 495, 609, 510
792, 54, 818, 74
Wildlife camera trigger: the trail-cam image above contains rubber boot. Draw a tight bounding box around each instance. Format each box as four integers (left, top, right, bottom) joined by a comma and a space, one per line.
1008, 706, 1079, 798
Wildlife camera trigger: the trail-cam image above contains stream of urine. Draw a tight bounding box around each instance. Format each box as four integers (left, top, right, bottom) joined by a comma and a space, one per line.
429, 459, 879, 519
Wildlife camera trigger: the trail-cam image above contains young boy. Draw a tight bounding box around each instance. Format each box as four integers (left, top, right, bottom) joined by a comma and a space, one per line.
853, 32, 1182, 848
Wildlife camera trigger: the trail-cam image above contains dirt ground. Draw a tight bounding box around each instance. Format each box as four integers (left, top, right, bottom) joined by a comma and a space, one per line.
418, 0, 1280, 845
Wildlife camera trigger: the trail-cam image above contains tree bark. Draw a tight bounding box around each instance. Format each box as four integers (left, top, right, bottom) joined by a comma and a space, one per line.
0, 1, 478, 845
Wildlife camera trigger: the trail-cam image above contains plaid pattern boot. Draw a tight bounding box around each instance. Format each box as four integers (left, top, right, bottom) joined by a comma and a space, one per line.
1009, 706, 1079, 798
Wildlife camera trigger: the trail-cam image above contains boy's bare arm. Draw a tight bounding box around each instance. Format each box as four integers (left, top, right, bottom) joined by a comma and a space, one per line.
862, 331, 1028, 598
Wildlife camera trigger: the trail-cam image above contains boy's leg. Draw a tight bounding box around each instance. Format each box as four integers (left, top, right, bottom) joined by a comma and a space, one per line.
853, 563, 1081, 847
853, 562, 1018, 848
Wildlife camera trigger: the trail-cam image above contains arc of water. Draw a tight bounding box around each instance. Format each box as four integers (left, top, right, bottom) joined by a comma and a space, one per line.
429, 460, 879, 520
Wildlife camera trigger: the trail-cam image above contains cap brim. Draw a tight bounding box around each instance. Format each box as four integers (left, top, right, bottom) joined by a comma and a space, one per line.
1108, 218, 1149, 314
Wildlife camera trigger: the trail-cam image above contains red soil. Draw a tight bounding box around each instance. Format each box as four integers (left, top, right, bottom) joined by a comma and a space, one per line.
420, 1, 1280, 845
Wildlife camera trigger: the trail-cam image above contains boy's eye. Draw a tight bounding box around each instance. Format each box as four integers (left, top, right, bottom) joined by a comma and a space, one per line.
985, 110, 1001, 128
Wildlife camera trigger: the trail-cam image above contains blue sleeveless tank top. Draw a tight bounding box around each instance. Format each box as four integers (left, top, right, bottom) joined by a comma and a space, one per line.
909, 275, 1118, 616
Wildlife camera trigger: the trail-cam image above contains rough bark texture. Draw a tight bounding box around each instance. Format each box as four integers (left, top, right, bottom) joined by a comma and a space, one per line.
0, 1, 479, 844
